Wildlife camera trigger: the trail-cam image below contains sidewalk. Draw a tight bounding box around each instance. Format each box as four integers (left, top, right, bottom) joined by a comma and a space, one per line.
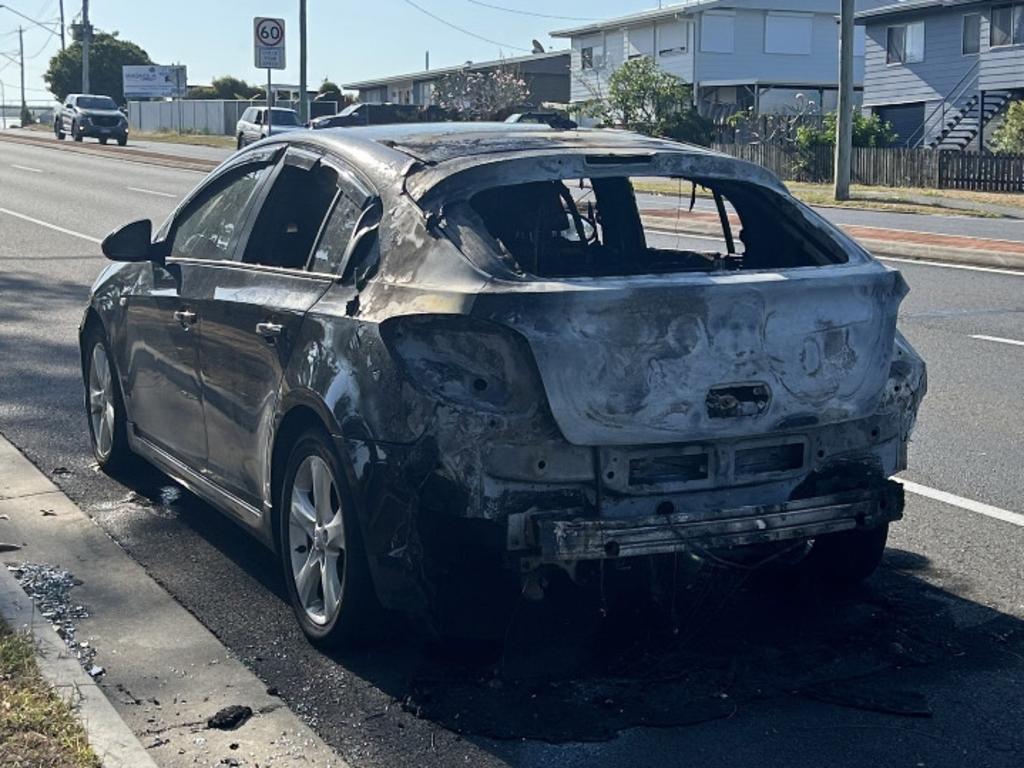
642, 209, 1024, 271
0, 436, 345, 768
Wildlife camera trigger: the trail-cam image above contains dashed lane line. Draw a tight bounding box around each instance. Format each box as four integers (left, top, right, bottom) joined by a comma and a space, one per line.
126, 186, 178, 199
11, 164, 43, 173
899, 479, 1024, 529
0, 206, 102, 244
970, 334, 1024, 348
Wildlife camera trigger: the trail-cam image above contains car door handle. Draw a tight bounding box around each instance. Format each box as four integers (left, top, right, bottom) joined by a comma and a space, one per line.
173, 309, 197, 326
255, 321, 283, 341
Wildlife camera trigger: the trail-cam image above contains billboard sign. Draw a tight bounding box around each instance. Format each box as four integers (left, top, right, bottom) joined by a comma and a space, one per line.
123, 65, 187, 98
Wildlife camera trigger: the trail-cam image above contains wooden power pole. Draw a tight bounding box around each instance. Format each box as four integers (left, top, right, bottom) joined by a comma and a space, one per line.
834, 0, 854, 201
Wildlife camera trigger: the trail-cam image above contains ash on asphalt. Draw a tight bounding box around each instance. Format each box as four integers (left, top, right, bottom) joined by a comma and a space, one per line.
56, 466, 1024, 753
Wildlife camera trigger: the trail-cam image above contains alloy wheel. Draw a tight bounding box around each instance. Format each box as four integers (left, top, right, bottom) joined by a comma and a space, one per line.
88, 343, 116, 460
288, 455, 347, 625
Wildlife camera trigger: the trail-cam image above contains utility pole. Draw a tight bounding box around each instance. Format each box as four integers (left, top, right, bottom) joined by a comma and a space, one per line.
81, 0, 90, 93
298, 0, 308, 123
18, 26, 24, 116
833, 0, 854, 201
58, 0, 65, 49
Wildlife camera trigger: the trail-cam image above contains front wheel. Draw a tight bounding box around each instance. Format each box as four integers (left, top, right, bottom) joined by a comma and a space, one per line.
278, 430, 380, 648
117, 134, 128, 147
72, 121, 83, 141
802, 524, 889, 588
236, 134, 245, 150
54, 122, 65, 140
84, 329, 132, 471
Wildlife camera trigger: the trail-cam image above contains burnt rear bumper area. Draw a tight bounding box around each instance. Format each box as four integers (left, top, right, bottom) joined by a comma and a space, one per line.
509, 480, 904, 565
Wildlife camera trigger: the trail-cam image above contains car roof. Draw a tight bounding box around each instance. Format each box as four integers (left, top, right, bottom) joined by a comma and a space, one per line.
255, 122, 784, 199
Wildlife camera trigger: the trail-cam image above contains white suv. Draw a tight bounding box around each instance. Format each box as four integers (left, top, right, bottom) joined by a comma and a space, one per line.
235, 106, 303, 149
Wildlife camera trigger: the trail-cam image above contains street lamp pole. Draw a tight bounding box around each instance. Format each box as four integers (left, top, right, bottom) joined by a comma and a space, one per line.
299, 0, 308, 123
58, 0, 65, 50
18, 25, 24, 117
833, 0, 854, 200
0, 78, 6, 130
81, 0, 90, 93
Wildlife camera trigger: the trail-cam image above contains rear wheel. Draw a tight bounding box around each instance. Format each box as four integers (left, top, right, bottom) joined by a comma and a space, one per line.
278, 430, 379, 648
802, 524, 889, 588
83, 328, 131, 471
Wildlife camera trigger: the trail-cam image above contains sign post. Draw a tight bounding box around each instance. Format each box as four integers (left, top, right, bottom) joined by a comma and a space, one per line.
254, 17, 286, 136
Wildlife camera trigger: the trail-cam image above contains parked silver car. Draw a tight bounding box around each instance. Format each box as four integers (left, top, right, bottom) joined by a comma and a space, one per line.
83, 124, 926, 647
235, 106, 304, 149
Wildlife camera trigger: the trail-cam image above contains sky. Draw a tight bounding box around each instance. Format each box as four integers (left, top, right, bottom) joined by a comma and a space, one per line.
0, 0, 660, 103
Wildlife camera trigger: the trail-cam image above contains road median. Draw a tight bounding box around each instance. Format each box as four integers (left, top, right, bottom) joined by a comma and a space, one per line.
0, 130, 219, 173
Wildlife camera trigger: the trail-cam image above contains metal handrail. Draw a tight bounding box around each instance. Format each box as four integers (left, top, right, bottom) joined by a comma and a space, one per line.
904, 59, 979, 148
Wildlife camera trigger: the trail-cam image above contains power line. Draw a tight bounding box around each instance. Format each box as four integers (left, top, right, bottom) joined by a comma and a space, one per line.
466, 0, 598, 22
401, 0, 530, 52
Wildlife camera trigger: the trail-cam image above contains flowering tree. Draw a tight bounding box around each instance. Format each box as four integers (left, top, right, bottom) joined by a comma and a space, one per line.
431, 66, 528, 120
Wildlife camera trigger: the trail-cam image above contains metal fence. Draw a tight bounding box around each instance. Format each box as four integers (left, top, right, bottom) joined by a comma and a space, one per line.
709, 144, 1024, 192
128, 99, 338, 136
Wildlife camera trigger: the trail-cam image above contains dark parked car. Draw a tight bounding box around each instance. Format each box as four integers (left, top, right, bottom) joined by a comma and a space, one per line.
55, 94, 129, 145
310, 102, 422, 129
81, 124, 926, 647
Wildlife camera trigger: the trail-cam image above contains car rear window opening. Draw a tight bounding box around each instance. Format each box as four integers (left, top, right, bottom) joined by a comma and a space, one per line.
467, 176, 847, 278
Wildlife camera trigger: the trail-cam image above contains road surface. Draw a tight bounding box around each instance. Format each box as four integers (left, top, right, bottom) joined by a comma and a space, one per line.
1, 138, 1023, 768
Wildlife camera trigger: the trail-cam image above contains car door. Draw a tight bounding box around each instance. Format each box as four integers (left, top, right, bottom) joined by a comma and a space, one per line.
123, 149, 278, 469
194, 146, 367, 508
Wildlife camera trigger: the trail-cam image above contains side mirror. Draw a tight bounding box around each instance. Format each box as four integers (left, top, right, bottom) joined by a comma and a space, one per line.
101, 219, 163, 264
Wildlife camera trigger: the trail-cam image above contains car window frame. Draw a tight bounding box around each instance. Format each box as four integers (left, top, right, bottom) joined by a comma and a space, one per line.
305, 156, 377, 278
160, 146, 283, 266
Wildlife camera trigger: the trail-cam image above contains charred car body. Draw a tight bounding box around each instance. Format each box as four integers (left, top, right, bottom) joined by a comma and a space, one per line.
81, 124, 926, 645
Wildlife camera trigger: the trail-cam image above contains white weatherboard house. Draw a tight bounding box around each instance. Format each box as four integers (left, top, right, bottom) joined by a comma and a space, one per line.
856, 0, 1024, 150
550, 0, 880, 120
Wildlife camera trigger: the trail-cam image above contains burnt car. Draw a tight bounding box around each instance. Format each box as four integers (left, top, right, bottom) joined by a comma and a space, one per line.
81, 124, 926, 646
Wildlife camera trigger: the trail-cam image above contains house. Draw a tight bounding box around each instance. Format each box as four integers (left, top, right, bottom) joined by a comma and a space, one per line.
342, 50, 570, 108
549, 0, 876, 120
857, 0, 1023, 149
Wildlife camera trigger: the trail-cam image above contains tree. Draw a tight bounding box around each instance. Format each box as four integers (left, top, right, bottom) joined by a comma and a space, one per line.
44, 32, 151, 103
318, 80, 340, 95
991, 100, 1024, 155
189, 76, 262, 100
585, 57, 712, 145
432, 66, 528, 120
796, 111, 896, 149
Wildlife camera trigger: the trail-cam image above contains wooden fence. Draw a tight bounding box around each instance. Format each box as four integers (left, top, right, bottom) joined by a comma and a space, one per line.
709, 144, 1024, 192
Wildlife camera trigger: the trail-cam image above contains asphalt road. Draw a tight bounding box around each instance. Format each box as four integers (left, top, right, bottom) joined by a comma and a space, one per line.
2, 138, 1024, 768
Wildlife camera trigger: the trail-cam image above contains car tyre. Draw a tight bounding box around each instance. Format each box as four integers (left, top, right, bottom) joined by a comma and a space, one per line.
278, 429, 380, 648
83, 326, 132, 472
54, 122, 65, 140
236, 134, 245, 150
72, 120, 83, 142
802, 523, 888, 588
99, 137, 108, 145
117, 134, 128, 147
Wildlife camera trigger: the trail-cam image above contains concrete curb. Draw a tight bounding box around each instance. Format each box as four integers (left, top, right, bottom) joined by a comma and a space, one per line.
643, 218, 1024, 273
0, 565, 161, 768
0, 435, 346, 767
0, 131, 219, 173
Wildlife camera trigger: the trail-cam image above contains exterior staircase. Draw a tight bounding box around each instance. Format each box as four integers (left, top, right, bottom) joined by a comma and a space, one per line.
931, 90, 1016, 151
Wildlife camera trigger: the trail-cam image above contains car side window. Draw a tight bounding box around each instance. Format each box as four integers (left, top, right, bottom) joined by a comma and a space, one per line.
242, 156, 339, 270
169, 164, 271, 261
254, 110, 263, 125
309, 191, 364, 274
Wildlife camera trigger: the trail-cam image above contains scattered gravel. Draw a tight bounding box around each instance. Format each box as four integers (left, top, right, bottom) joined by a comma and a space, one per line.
8, 562, 98, 674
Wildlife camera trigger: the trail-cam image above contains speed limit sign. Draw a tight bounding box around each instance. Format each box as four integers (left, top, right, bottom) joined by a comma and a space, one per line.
254, 17, 286, 69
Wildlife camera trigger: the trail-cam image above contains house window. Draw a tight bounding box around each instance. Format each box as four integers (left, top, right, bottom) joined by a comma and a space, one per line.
991, 4, 1024, 47
627, 26, 655, 60
658, 20, 688, 56
581, 44, 604, 70
963, 13, 981, 54
701, 11, 735, 53
764, 12, 812, 54
886, 21, 924, 63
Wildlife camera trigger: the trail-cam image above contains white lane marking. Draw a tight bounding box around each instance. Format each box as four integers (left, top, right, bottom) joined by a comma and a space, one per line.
11, 164, 43, 173
878, 255, 1024, 277
899, 479, 1024, 529
0, 206, 102, 244
646, 227, 726, 243
970, 333, 1024, 348
126, 186, 177, 199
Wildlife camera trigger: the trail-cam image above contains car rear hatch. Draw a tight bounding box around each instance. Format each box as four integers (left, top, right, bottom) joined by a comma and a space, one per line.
474, 263, 906, 446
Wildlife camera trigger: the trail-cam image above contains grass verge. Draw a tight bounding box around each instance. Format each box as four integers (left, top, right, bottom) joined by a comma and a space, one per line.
633, 179, 1019, 218
0, 621, 100, 768
132, 131, 236, 149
